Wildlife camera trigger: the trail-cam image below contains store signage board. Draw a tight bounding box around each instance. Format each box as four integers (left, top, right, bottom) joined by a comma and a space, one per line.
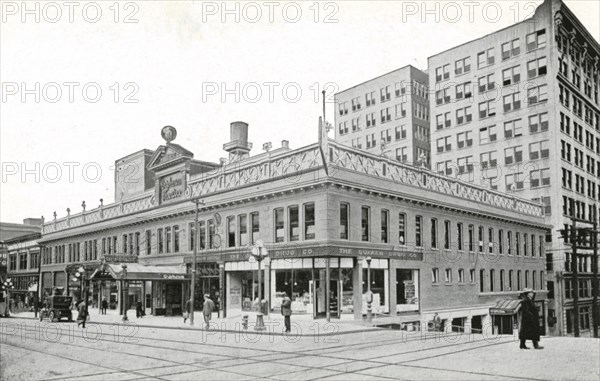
160, 172, 185, 203
102, 255, 138, 263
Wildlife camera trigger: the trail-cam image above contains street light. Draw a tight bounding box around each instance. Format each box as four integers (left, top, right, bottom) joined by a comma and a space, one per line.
249, 239, 269, 330
2, 279, 14, 316
189, 198, 205, 326
365, 257, 373, 323
121, 264, 128, 321
74, 266, 86, 302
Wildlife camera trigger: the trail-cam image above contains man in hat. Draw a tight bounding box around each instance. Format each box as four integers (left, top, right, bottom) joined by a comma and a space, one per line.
202, 294, 215, 329
519, 288, 543, 349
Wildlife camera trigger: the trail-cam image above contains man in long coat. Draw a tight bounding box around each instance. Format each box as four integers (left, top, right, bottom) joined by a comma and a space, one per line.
281, 293, 292, 333
519, 288, 542, 349
203, 294, 215, 329
77, 300, 88, 329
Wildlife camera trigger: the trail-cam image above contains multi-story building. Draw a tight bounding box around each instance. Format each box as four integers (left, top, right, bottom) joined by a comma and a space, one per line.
429, 0, 599, 336
38, 121, 549, 334
334, 65, 431, 166
5, 232, 42, 305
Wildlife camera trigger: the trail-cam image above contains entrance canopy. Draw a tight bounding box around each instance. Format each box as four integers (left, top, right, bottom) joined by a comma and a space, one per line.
91, 263, 189, 282
489, 299, 522, 316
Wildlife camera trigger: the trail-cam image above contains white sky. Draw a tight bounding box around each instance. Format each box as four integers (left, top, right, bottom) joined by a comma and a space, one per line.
1, 0, 599, 224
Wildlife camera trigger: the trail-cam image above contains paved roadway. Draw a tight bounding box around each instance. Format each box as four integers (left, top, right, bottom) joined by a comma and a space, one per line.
1, 317, 598, 380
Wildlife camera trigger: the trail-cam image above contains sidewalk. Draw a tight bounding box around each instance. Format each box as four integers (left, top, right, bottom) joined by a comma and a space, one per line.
9, 309, 384, 336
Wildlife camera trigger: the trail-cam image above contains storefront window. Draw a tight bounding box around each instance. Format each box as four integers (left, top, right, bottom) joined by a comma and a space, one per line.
396, 269, 419, 313
274, 269, 312, 314
274, 208, 284, 242
339, 203, 349, 240
341, 268, 353, 314
363, 268, 385, 311
289, 206, 299, 241
304, 203, 315, 240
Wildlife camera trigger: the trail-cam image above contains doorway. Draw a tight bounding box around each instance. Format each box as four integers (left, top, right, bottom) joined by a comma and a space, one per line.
312, 279, 340, 318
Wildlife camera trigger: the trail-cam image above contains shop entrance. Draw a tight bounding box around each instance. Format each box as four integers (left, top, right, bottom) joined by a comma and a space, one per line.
312, 279, 340, 319
493, 315, 515, 334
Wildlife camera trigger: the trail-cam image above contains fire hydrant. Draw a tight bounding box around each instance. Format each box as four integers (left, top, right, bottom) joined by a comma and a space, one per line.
242, 314, 248, 330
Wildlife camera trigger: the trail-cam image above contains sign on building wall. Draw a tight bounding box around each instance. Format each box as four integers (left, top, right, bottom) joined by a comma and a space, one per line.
102, 255, 138, 263
160, 172, 185, 203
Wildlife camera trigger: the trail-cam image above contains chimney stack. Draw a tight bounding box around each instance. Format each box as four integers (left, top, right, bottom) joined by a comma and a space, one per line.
223, 121, 253, 163
281, 140, 289, 149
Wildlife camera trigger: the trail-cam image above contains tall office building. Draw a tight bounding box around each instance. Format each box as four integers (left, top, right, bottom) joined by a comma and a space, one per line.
334, 65, 431, 166
429, 0, 599, 336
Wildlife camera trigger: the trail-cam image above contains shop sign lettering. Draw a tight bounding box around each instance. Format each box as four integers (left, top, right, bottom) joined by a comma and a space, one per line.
102, 255, 138, 263
163, 274, 185, 280
160, 173, 184, 203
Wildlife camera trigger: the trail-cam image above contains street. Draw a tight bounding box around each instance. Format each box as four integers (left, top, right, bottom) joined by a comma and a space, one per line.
1, 316, 598, 381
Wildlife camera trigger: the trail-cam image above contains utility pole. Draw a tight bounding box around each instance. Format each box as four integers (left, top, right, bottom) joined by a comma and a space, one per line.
190, 198, 204, 326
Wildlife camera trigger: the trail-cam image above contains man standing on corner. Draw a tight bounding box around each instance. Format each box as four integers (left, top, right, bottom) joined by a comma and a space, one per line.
203, 294, 215, 329
281, 293, 292, 333
519, 288, 543, 350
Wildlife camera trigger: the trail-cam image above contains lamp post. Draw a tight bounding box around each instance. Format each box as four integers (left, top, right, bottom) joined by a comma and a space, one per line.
121, 264, 128, 321
249, 240, 269, 330
189, 198, 205, 326
3, 279, 14, 316
365, 257, 373, 323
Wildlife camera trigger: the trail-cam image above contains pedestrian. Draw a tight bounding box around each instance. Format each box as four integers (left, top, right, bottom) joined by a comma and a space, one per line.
183, 298, 191, 324
432, 313, 442, 332
203, 294, 215, 329
77, 300, 88, 329
519, 288, 543, 350
136, 301, 145, 318
101, 298, 108, 315
281, 293, 292, 333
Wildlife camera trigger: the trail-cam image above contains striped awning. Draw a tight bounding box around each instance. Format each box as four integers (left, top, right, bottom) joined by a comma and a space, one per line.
489, 299, 522, 315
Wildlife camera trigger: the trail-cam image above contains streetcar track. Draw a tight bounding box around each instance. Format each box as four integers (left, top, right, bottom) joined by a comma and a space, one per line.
2, 322, 533, 381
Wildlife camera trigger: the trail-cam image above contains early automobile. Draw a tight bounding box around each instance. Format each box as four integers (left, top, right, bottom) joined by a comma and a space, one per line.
39, 295, 73, 322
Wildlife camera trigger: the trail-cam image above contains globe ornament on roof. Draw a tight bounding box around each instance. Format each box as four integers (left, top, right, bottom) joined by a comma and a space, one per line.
161, 126, 177, 143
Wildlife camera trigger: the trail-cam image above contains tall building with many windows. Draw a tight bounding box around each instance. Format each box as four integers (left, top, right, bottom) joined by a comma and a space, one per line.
429, 0, 599, 336
334, 65, 431, 166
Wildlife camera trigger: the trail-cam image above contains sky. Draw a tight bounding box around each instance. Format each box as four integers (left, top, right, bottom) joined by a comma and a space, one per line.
1, 0, 599, 224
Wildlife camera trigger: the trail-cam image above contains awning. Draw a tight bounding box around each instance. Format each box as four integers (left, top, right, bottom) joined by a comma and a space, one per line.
90, 263, 189, 282
489, 299, 522, 315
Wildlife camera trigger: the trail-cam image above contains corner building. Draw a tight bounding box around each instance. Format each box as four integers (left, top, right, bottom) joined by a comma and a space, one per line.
39, 122, 548, 334
428, 0, 599, 336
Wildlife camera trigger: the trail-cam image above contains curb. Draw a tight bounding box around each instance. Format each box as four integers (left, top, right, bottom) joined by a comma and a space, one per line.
5, 315, 385, 337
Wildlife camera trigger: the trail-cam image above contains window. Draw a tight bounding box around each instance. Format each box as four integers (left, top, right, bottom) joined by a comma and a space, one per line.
146, 230, 152, 255
338, 102, 348, 115
516, 232, 521, 255
477, 48, 495, 68
436, 136, 452, 153
504, 119, 523, 138
480, 151, 497, 169
239, 214, 248, 246
524, 233, 529, 256
250, 212, 260, 244
480, 269, 485, 292
509, 270, 514, 290
381, 210, 389, 243
504, 145, 523, 165
457, 131, 473, 149
395, 125, 407, 140
527, 84, 548, 105
499, 270, 505, 291
457, 223, 463, 251
396, 147, 408, 162
303, 203, 315, 240
380, 85, 391, 102
431, 218, 438, 249
455, 56, 471, 75
479, 125, 497, 144
457, 156, 473, 174
289, 206, 299, 241
526, 29, 546, 51
135, 232, 140, 255
432, 268, 439, 284
489, 269, 495, 292
361, 206, 370, 242
227, 216, 236, 247
198, 221, 206, 250
506, 232, 512, 255
502, 66, 521, 86
445, 268, 452, 283
533, 270, 537, 290
123, 234, 128, 254
469, 269, 475, 283
398, 213, 406, 245
436, 88, 451, 105
517, 270, 522, 290
525, 270, 529, 288
501, 38, 520, 59
468, 225, 474, 252
478, 74, 495, 93
479, 101, 496, 119
165, 227, 172, 253
478, 226, 484, 252
365, 91, 375, 107
351, 96, 361, 111
498, 230, 504, 254
366, 133, 376, 149
529, 112, 549, 133
488, 228, 494, 253
503, 92, 521, 112
380, 108, 391, 124
338, 203, 349, 240
275, 208, 284, 242
456, 106, 472, 124
158, 228, 164, 254
455, 81, 472, 99
527, 57, 547, 79
415, 216, 422, 247
530, 168, 551, 188
442, 220, 450, 250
